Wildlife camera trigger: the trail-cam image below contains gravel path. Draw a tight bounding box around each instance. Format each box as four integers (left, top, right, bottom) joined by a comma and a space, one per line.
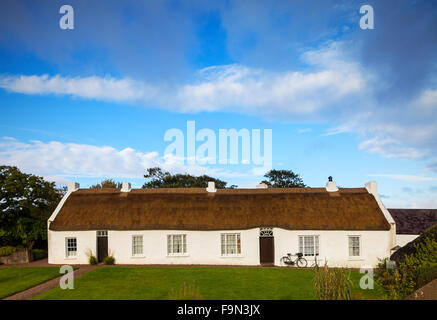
2, 264, 98, 300
406, 278, 437, 300
0, 258, 58, 268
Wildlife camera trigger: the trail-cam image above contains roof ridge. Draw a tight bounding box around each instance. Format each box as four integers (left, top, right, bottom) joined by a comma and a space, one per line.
76, 187, 368, 194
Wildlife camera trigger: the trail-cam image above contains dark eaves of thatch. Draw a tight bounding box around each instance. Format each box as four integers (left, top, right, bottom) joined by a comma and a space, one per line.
49, 187, 391, 231
388, 209, 437, 234
390, 224, 437, 263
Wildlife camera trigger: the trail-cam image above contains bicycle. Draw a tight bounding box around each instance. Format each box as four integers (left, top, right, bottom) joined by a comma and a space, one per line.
280, 252, 308, 267
309, 253, 319, 268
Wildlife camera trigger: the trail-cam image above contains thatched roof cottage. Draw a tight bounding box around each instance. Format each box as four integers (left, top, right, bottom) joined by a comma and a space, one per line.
48, 179, 396, 267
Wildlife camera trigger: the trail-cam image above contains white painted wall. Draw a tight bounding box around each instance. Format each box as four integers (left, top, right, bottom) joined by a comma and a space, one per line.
48, 228, 391, 267
109, 229, 259, 265
396, 234, 419, 248
48, 230, 96, 264
274, 229, 391, 268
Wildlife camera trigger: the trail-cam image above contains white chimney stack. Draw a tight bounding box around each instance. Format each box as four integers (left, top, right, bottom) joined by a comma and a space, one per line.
67, 182, 80, 192
365, 181, 377, 195
256, 183, 268, 189
325, 176, 338, 192
121, 182, 132, 192
206, 181, 217, 193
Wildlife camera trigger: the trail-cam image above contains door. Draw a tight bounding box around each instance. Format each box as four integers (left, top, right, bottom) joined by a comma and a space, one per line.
97, 231, 108, 262
259, 236, 274, 264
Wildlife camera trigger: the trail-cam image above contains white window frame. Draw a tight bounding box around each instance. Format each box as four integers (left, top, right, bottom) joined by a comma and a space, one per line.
132, 235, 144, 257
220, 233, 242, 256
348, 235, 362, 258
65, 237, 77, 258
298, 235, 320, 257
167, 234, 187, 256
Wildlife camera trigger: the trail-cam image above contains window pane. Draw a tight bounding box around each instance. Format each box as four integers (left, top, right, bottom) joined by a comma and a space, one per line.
349, 236, 360, 256
173, 235, 182, 253
183, 235, 187, 253
168, 234, 187, 255
132, 236, 143, 255
227, 234, 236, 254
221, 234, 225, 255
66, 238, 77, 257
221, 233, 240, 255
167, 235, 172, 255
300, 236, 319, 257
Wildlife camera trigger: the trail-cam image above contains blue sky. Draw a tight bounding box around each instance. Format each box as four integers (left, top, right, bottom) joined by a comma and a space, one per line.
1, 0, 437, 208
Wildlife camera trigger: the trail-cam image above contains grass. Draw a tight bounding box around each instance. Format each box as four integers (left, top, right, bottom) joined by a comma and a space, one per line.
33, 266, 387, 300
0, 267, 61, 299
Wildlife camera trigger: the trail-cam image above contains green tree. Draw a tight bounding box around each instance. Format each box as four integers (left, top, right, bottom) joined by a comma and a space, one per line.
142, 167, 230, 189
90, 179, 122, 189
261, 169, 306, 188
0, 166, 62, 248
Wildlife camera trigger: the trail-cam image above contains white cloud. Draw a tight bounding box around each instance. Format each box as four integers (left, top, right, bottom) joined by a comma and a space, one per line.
1, 41, 436, 169
367, 174, 437, 182
0, 74, 158, 103
297, 128, 312, 134
176, 58, 364, 114
0, 42, 365, 118
359, 137, 428, 159
0, 137, 254, 186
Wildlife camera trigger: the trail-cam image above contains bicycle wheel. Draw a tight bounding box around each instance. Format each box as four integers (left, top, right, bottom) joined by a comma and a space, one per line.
296, 257, 307, 268
280, 256, 292, 266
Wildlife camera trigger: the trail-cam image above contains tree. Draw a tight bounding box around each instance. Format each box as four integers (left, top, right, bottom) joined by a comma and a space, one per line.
142, 167, 230, 189
261, 169, 306, 188
0, 166, 62, 248
90, 179, 122, 189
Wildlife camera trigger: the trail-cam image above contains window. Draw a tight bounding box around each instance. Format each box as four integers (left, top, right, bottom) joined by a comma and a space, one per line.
221, 233, 241, 255
259, 227, 273, 237
298, 235, 319, 257
97, 230, 108, 237
349, 236, 361, 257
167, 234, 187, 255
66, 237, 77, 257
132, 235, 143, 256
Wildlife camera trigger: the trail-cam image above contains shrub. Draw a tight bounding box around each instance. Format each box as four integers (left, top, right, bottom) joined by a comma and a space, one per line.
0, 246, 16, 257
89, 255, 98, 265
103, 255, 115, 265
417, 264, 437, 288
168, 282, 204, 300
375, 236, 437, 299
313, 263, 353, 300
32, 249, 48, 260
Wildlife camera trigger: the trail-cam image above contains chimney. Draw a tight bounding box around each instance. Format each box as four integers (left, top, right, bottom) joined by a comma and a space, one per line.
121, 182, 132, 192
67, 182, 80, 192
325, 176, 338, 192
206, 181, 217, 193
365, 181, 377, 195
256, 183, 268, 189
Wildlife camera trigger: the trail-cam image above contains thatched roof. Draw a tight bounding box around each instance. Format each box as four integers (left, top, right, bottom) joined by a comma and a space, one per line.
49, 187, 391, 231
388, 209, 437, 234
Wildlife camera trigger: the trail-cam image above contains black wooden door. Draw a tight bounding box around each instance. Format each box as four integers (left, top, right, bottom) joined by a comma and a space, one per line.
259, 237, 274, 264
97, 236, 108, 262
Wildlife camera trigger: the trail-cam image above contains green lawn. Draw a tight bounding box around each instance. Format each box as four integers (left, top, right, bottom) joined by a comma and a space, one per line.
0, 267, 61, 299
33, 266, 387, 300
